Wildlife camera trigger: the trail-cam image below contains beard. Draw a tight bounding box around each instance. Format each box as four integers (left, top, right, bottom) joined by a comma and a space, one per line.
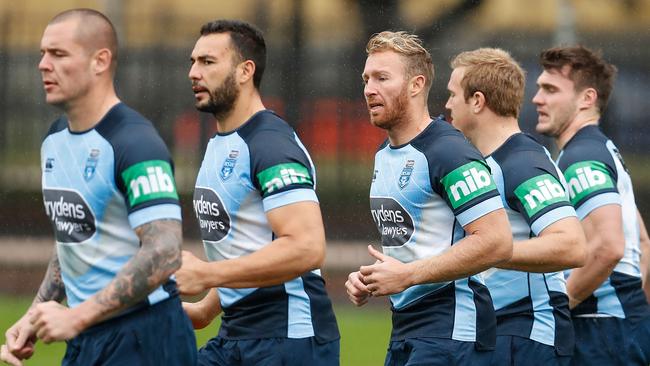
196, 70, 240, 121
369, 85, 409, 131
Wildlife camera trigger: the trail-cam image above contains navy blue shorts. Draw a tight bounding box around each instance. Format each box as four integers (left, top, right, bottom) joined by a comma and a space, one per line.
627, 316, 650, 365
62, 296, 197, 366
197, 336, 339, 366
490, 335, 570, 366
571, 317, 628, 366
384, 337, 492, 366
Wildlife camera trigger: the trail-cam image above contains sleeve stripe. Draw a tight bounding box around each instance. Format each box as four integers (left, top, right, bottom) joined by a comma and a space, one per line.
128, 203, 182, 228
456, 195, 503, 227
262, 188, 318, 212
530, 206, 577, 235
575, 192, 620, 220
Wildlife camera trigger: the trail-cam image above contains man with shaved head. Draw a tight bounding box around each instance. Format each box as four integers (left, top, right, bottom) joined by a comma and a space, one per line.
0, 8, 196, 366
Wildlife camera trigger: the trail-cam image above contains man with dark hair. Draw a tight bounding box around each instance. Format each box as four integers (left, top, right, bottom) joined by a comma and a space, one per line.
175, 19, 340, 366
345, 31, 513, 366
447, 47, 586, 366
0, 8, 196, 366
534, 45, 650, 365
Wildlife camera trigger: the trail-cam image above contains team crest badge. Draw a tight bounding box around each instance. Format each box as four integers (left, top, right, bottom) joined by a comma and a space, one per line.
83, 149, 100, 181
45, 158, 55, 172
398, 160, 415, 189
220, 150, 239, 181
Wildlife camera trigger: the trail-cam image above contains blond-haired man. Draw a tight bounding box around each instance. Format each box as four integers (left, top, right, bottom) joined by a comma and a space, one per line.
345, 31, 512, 366
446, 48, 586, 365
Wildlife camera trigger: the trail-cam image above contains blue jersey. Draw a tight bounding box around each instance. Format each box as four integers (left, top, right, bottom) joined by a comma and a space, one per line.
370, 117, 503, 349
557, 125, 650, 323
41, 103, 182, 309
484, 133, 576, 355
193, 110, 339, 342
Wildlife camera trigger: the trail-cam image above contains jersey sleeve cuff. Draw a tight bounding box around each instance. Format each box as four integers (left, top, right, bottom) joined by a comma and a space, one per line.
530, 205, 577, 235
456, 195, 503, 227
128, 203, 182, 228
263, 188, 318, 212
576, 192, 620, 220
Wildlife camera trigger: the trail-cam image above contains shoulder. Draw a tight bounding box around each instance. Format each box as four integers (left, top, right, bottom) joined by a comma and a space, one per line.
42, 116, 68, 142
560, 126, 612, 167
95, 104, 170, 161
492, 134, 558, 183
411, 118, 485, 174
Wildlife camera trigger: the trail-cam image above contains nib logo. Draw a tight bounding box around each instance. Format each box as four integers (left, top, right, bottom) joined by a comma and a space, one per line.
122, 160, 178, 207
257, 163, 313, 197
442, 161, 496, 209
515, 174, 569, 217
564, 161, 614, 204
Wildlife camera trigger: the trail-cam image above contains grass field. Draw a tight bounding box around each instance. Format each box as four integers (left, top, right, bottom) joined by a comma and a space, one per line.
0, 295, 391, 365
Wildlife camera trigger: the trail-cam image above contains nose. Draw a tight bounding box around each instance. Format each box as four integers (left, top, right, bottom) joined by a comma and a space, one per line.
364, 81, 376, 99
188, 62, 200, 81
38, 53, 52, 72
444, 97, 452, 111
532, 89, 543, 106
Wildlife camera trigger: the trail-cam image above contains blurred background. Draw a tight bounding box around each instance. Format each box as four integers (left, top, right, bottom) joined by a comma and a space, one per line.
1, 0, 649, 364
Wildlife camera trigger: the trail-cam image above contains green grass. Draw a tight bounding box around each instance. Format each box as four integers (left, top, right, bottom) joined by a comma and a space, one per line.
0, 295, 391, 366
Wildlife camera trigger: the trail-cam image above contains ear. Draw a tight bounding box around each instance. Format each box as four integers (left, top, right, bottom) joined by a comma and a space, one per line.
237, 60, 256, 85
578, 87, 598, 110
409, 75, 426, 97
91, 48, 112, 75
471, 91, 486, 114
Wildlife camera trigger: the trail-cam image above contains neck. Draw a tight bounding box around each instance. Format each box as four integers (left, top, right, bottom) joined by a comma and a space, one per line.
387, 103, 431, 146
215, 87, 265, 133
555, 109, 600, 150
468, 114, 520, 156
65, 81, 120, 132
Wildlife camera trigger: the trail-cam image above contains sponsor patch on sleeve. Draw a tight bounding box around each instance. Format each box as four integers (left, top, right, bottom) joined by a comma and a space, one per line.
121, 160, 178, 207
563, 160, 615, 205
514, 173, 569, 217
256, 162, 313, 197
441, 161, 496, 209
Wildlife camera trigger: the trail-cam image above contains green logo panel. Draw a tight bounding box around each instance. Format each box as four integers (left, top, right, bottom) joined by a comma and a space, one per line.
257, 162, 313, 196
514, 173, 568, 217
122, 160, 178, 207
441, 161, 496, 209
563, 160, 614, 204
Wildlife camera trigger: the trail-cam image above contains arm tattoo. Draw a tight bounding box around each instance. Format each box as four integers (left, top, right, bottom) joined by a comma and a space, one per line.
34, 251, 66, 304
93, 219, 182, 315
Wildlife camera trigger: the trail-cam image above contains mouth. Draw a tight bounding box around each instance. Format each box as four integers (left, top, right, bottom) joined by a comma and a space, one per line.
192, 85, 209, 96
536, 110, 549, 119
42, 80, 57, 90
367, 102, 384, 113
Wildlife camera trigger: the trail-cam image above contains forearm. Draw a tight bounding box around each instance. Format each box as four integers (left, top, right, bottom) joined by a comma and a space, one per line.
409, 233, 510, 285
566, 255, 618, 305
32, 251, 66, 307
498, 232, 584, 273
74, 220, 182, 328
203, 236, 324, 288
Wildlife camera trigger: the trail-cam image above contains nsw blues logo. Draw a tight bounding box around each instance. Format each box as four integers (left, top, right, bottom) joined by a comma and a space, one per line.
45, 158, 55, 172
398, 160, 415, 189
220, 150, 239, 181
83, 149, 100, 181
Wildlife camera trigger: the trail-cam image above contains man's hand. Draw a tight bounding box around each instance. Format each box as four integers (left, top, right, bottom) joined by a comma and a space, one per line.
182, 290, 221, 330
176, 251, 210, 296
345, 271, 371, 307
359, 245, 412, 296
1, 313, 37, 366
29, 302, 83, 344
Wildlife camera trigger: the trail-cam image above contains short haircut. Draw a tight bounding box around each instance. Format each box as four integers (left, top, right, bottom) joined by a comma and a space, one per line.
49, 8, 118, 74
366, 31, 434, 92
539, 45, 617, 114
200, 19, 266, 89
451, 48, 525, 119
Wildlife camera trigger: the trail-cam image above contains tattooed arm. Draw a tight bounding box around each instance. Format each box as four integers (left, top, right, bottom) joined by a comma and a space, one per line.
1, 250, 66, 364
28, 219, 182, 343
34, 252, 66, 305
